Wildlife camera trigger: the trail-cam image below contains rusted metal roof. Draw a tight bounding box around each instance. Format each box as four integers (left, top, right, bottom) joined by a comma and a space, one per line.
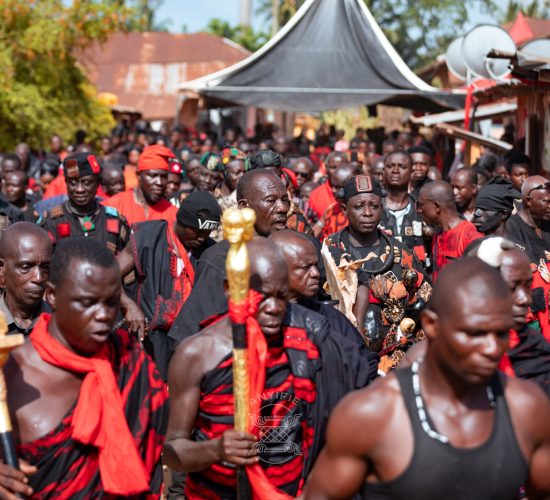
81, 32, 250, 120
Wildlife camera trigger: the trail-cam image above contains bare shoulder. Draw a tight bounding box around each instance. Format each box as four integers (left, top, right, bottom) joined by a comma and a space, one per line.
327, 374, 402, 451
504, 375, 550, 422
170, 317, 233, 380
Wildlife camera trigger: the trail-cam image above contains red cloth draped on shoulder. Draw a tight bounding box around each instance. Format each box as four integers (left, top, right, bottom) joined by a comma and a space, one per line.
228, 290, 293, 500
30, 313, 150, 495
167, 221, 195, 298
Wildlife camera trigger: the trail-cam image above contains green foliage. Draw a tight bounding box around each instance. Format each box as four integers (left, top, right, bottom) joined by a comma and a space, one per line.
0, 0, 137, 151
205, 18, 269, 52
124, 0, 170, 32
321, 107, 378, 139
500, 0, 550, 23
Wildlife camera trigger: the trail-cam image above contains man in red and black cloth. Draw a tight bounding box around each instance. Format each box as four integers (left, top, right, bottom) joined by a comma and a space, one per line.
102, 144, 178, 226
164, 238, 376, 499
417, 180, 482, 280
0, 238, 168, 498
117, 190, 222, 379
41, 152, 130, 254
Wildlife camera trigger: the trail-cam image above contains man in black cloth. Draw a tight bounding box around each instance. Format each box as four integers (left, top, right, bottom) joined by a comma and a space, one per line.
408, 145, 432, 199
473, 177, 520, 236
164, 238, 376, 499
117, 190, 221, 379
3, 170, 37, 222
168, 169, 290, 344
506, 175, 550, 263
322, 175, 431, 373
450, 168, 478, 222
379, 151, 428, 265
466, 237, 550, 398
304, 258, 550, 499
505, 150, 532, 192
270, 230, 378, 364
41, 152, 130, 254
0, 222, 51, 336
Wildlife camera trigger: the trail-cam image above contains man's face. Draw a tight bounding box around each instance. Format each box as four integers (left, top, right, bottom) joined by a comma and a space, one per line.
292, 160, 313, 189
199, 168, 221, 192
139, 170, 168, 204
510, 164, 529, 191
369, 160, 385, 186
240, 176, 290, 236
67, 174, 98, 208
252, 262, 289, 341
1, 159, 21, 175
326, 154, 345, 181
451, 172, 476, 210
100, 138, 112, 155
425, 289, 513, 385
330, 167, 361, 199
101, 170, 125, 197
128, 150, 140, 166
46, 260, 121, 356
416, 192, 439, 226
186, 159, 203, 187
526, 186, 550, 222
0, 235, 51, 309
225, 160, 245, 192
383, 153, 411, 189
50, 136, 62, 153
175, 223, 211, 250
473, 208, 503, 234
4, 172, 26, 204
284, 242, 320, 299
165, 173, 181, 198
410, 153, 430, 182
494, 165, 509, 179
500, 253, 532, 329
345, 193, 383, 235
273, 137, 289, 155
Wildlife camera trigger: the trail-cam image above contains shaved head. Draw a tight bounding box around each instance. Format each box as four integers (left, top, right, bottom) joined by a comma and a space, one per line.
451, 168, 476, 186
420, 180, 456, 208
430, 257, 511, 318
247, 237, 289, 292
521, 175, 548, 198
0, 222, 51, 258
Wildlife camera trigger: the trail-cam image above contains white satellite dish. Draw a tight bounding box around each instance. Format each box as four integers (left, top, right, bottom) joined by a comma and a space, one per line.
521, 38, 550, 59
445, 37, 468, 80
462, 24, 516, 80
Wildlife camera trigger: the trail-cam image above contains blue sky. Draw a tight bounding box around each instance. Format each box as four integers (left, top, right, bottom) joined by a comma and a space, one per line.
156, 0, 267, 33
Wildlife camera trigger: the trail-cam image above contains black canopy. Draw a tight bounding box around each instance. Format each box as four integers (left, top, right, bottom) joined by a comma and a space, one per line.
180, 0, 464, 112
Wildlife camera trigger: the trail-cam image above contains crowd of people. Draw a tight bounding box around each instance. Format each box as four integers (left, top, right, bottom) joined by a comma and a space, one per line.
0, 120, 548, 499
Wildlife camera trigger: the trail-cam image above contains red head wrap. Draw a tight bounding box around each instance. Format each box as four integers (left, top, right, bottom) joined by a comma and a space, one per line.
137, 145, 175, 172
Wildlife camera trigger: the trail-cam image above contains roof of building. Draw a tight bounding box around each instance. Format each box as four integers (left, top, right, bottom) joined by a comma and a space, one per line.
503, 12, 550, 46
81, 32, 250, 120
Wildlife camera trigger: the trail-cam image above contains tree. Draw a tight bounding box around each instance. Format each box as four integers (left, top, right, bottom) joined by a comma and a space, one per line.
257, 0, 498, 70
125, 0, 171, 32
500, 0, 550, 23
0, 0, 139, 151
205, 18, 269, 52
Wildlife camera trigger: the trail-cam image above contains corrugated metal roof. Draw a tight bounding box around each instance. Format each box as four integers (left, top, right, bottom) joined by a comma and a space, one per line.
81, 32, 250, 120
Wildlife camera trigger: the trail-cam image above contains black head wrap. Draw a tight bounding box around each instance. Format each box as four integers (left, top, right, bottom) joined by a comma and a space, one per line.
475, 176, 520, 212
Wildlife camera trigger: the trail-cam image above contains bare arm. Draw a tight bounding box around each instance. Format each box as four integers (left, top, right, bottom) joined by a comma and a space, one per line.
521, 382, 550, 499
305, 388, 384, 500
353, 284, 370, 335
163, 334, 259, 472
116, 244, 146, 338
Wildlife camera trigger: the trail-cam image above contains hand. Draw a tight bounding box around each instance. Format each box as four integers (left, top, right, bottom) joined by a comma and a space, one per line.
217, 429, 259, 466
0, 459, 36, 499
121, 296, 147, 341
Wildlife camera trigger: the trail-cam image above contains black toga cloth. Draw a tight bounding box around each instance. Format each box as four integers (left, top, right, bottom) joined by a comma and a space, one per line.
506, 213, 550, 263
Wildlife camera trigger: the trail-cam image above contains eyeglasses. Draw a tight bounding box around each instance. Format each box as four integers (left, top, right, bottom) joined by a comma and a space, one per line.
526, 182, 550, 197
294, 172, 309, 178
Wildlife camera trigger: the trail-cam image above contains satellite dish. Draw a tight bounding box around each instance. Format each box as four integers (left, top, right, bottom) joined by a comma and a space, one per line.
445, 37, 467, 81
462, 24, 516, 79
522, 38, 550, 59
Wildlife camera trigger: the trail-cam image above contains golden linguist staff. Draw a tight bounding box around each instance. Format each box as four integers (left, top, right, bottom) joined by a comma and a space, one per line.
223, 207, 256, 500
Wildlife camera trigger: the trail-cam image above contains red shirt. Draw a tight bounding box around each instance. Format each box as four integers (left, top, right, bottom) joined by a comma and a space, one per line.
432, 220, 482, 280
321, 203, 348, 240
102, 189, 177, 226
308, 182, 336, 220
